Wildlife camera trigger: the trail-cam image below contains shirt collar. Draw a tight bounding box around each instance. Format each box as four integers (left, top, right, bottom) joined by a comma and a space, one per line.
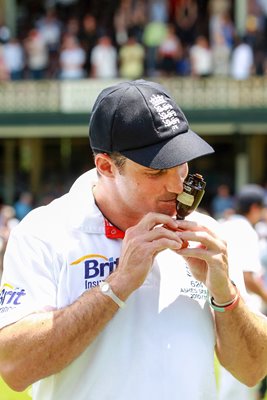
68, 169, 125, 239
104, 218, 125, 239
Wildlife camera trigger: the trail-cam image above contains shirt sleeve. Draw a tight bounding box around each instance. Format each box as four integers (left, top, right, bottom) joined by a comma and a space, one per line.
0, 225, 58, 329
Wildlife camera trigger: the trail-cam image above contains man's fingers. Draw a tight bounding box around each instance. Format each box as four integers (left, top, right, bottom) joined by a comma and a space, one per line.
136, 212, 180, 232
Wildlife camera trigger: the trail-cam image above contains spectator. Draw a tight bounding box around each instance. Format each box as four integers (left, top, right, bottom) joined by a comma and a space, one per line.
113, 0, 131, 46
36, 8, 62, 78
24, 29, 49, 80
14, 192, 33, 221
0, 20, 11, 44
209, 9, 235, 51
172, 0, 198, 47
36, 9, 62, 53
230, 35, 254, 80
90, 35, 117, 79
253, 30, 267, 76
211, 32, 231, 76
78, 14, 98, 75
3, 37, 25, 80
211, 184, 234, 220
142, 19, 167, 76
0, 43, 9, 81
147, 0, 168, 24
128, 0, 147, 44
65, 17, 80, 37
158, 23, 183, 76
245, 0, 265, 49
176, 43, 191, 76
119, 33, 145, 79
189, 35, 213, 77
244, 0, 267, 76
59, 33, 86, 79
0, 205, 19, 278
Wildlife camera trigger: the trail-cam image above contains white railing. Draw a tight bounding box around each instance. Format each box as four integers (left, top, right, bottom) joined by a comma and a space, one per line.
1, 77, 267, 113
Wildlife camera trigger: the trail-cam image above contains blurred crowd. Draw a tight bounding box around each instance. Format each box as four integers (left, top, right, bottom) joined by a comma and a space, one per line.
0, 0, 267, 81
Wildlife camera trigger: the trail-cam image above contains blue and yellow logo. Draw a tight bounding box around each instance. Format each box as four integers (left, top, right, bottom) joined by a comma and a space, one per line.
0, 283, 26, 308
71, 254, 119, 289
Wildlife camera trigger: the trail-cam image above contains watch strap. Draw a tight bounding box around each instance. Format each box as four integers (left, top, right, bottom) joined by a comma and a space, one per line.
99, 281, 126, 309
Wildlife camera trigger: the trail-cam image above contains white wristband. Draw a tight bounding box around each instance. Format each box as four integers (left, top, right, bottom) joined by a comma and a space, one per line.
99, 281, 126, 309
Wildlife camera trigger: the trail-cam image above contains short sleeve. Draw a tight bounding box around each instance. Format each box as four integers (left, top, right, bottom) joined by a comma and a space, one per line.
0, 225, 58, 329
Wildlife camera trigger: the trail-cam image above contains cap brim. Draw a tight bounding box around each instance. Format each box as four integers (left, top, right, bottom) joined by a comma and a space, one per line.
121, 129, 214, 169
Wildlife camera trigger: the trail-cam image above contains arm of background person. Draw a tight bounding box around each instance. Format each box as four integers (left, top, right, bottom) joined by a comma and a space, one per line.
244, 271, 267, 303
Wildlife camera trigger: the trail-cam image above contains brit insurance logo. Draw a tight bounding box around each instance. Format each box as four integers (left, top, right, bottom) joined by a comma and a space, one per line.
71, 253, 119, 290
0, 283, 26, 314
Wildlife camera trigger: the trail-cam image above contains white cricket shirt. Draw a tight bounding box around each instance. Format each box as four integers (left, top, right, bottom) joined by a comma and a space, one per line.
0, 169, 245, 400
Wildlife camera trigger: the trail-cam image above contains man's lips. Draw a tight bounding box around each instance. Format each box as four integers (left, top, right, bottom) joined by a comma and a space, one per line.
160, 197, 177, 203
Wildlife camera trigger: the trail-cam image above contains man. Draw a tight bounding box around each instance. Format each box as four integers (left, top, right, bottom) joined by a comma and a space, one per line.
218, 184, 267, 400
0, 80, 266, 400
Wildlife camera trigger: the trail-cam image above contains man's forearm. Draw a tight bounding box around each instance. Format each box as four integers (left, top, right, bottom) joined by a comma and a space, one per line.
215, 298, 267, 386
0, 276, 126, 392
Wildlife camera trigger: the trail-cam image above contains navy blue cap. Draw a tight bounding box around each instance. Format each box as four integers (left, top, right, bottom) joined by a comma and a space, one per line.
89, 80, 214, 169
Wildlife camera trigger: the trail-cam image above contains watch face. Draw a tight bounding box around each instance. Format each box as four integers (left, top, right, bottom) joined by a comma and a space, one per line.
101, 282, 110, 293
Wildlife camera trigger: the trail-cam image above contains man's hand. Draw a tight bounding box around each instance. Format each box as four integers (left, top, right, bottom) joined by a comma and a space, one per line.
113, 212, 184, 294
175, 219, 235, 303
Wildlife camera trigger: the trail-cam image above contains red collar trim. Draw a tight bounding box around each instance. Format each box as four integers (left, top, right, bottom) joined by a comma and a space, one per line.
104, 218, 125, 239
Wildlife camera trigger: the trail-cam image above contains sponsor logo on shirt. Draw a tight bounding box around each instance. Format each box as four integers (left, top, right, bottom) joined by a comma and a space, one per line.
0, 283, 26, 313
71, 253, 119, 290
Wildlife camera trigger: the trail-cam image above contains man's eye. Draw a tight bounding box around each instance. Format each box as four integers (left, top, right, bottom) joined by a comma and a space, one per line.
147, 169, 166, 177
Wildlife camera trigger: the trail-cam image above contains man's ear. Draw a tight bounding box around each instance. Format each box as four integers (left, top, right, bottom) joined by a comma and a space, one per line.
94, 153, 115, 177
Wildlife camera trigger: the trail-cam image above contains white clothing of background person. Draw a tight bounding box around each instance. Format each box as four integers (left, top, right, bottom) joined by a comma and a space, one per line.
218, 214, 263, 400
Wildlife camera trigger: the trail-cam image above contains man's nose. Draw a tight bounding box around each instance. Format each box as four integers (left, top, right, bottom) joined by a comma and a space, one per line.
165, 167, 184, 193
